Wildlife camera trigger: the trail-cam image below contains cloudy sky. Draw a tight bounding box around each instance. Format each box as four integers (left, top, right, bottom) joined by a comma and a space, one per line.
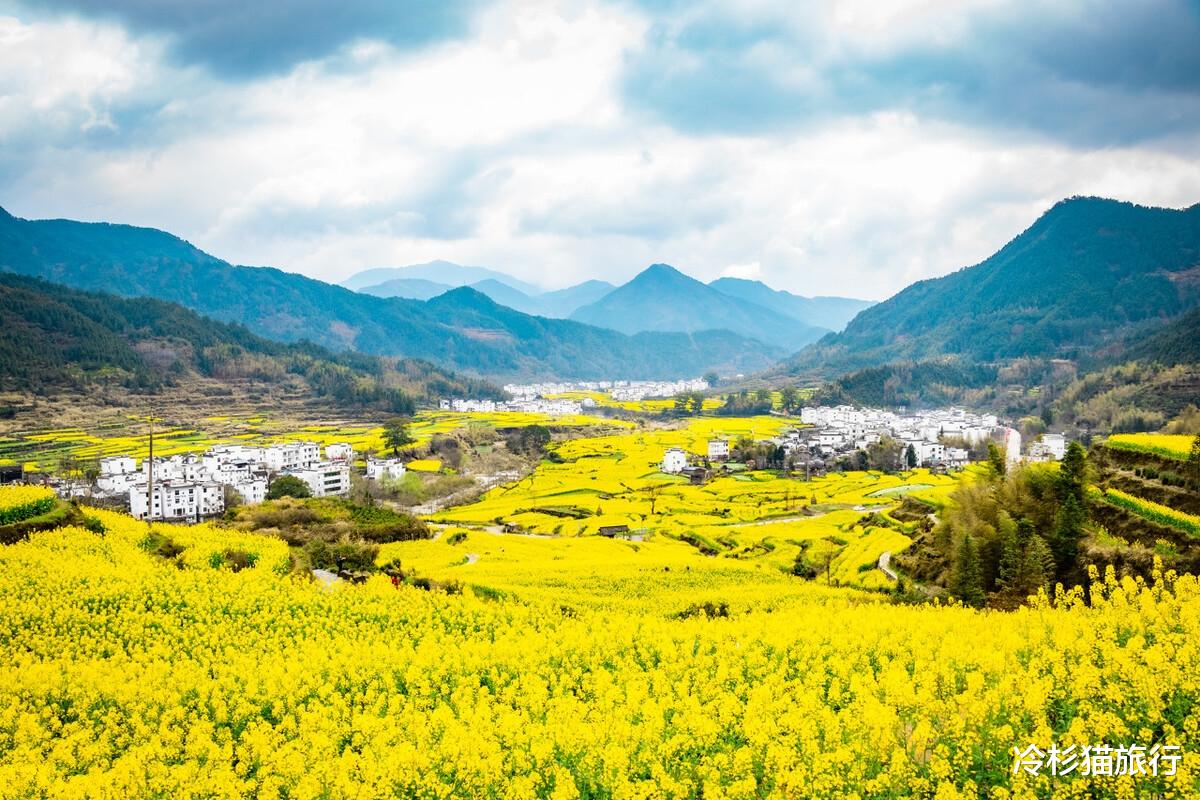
2, 0, 1199, 299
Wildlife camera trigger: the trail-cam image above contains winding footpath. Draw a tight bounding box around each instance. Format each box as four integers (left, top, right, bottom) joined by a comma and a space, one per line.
877, 551, 898, 581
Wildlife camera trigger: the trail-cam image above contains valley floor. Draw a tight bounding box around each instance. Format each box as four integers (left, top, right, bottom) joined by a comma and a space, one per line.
1, 416, 1198, 798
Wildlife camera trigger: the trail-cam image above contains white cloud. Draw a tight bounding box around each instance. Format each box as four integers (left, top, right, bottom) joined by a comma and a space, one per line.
722, 262, 762, 279
1, 0, 1199, 302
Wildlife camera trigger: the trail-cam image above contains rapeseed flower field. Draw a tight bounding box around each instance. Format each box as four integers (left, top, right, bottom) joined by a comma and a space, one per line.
0, 410, 629, 472
3, 418, 1198, 797
1104, 434, 1196, 461
428, 417, 965, 588
0, 484, 56, 524
1093, 488, 1200, 538
2, 506, 1199, 797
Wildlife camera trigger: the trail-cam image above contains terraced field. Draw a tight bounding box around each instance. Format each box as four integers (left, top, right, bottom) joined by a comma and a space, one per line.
0, 410, 629, 472
421, 416, 968, 589
1105, 433, 1195, 460
1093, 487, 1200, 538
544, 390, 724, 413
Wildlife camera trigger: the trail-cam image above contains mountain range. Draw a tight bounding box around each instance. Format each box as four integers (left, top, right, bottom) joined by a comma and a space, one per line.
342, 261, 541, 295
2, 196, 1198, 402
351, 261, 873, 340
360, 276, 616, 318
569, 264, 830, 349
782, 197, 1200, 377
0, 207, 781, 380
708, 278, 874, 333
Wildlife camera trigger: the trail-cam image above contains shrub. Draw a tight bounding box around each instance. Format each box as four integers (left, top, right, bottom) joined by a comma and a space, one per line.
304, 539, 378, 572
675, 601, 730, 620
221, 549, 258, 572
791, 555, 818, 579
267, 475, 312, 500
141, 531, 185, 560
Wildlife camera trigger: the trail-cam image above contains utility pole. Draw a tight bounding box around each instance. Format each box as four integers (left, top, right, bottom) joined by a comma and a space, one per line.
146, 410, 155, 525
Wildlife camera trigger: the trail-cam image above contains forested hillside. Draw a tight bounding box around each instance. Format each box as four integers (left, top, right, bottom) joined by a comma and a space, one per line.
784, 197, 1200, 376
1125, 306, 1200, 366
0, 208, 778, 379
0, 273, 502, 411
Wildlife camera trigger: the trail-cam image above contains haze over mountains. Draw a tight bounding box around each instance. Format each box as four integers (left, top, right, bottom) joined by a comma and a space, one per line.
347, 260, 873, 341
362, 276, 619, 321
1, 197, 1198, 395
343, 261, 542, 296
0, 207, 782, 380
569, 264, 830, 349
708, 278, 875, 333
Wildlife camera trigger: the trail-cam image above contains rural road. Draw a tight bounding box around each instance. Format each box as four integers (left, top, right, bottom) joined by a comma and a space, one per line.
878, 551, 898, 581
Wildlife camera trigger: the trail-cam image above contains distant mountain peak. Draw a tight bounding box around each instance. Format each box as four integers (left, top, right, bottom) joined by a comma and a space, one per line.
342, 261, 541, 295
570, 262, 827, 349
636, 263, 690, 280
428, 285, 505, 311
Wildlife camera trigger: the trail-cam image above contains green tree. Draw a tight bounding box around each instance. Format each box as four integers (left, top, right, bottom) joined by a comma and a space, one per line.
905, 443, 918, 469
1058, 441, 1087, 505
1038, 535, 1058, 589
508, 425, 551, 456
987, 442, 1007, 479
755, 388, 772, 407
1051, 493, 1084, 575
780, 387, 799, 413
267, 475, 311, 500
703, 372, 719, 388
673, 393, 690, 415
950, 533, 985, 607
866, 437, 904, 472
382, 418, 416, 456
1018, 534, 1056, 596
1187, 434, 1200, 489
1050, 440, 1088, 574
995, 513, 1021, 594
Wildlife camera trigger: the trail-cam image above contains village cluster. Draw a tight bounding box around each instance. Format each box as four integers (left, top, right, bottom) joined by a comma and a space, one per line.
502, 378, 711, 403
44, 402, 1071, 522
78, 441, 400, 522
659, 405, 1067, 475
439, 397, 585, 415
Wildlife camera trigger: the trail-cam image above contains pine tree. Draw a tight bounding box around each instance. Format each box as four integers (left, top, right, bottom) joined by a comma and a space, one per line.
996, 515, 1021, 593
905, 444, 918, 469
950, 534, 985, 607
1059, 441, 1088, 504
1051, 493, 1084, 575
1034, 535, 1057, 592
1017, 535, 1055, 597
987, 442, 1006, 479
